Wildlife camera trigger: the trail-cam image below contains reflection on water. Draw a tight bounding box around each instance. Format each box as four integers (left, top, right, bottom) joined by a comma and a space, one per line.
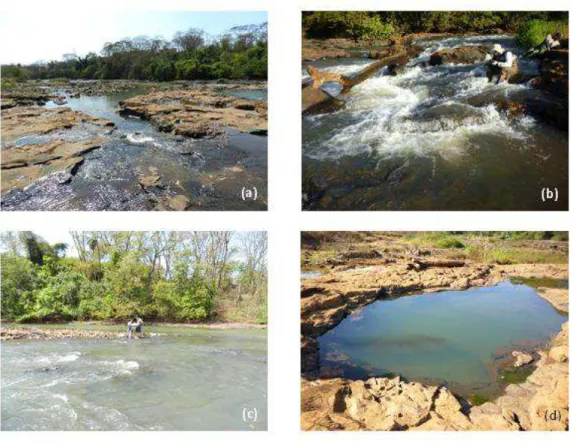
302, 34, 568, 210
217, 88, 267, 101
3, 89, 267, 211
1, 329, 267, 430
318, 281, 566, 397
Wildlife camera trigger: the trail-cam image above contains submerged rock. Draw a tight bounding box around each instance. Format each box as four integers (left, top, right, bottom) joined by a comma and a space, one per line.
169, 194, 191, 211
512, 351, 534, 367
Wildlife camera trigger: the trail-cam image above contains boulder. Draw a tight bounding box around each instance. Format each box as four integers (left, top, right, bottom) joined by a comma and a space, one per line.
548, 345, 568, 363
430, 45, 490, 66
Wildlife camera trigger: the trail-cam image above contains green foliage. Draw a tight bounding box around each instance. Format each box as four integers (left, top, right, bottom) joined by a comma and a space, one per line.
500, 365, 536, 384
405, 232, 465, 249
303, 11, 568, 39
303, 12, 395, 41
516, 20, 569, 48
0, 65, 29, 82
0, 254, 40, 318
469, 393, 489, 406
153, 262, 215, 321
5, 25, 267, 82
1, 232, 267, 324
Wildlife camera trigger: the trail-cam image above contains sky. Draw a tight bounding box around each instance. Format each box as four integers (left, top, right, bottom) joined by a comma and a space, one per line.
0, 11, 267, 65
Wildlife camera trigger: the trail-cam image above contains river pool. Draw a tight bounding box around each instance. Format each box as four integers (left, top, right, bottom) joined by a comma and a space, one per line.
1, 328, 267, 430
318, 281, 566, 398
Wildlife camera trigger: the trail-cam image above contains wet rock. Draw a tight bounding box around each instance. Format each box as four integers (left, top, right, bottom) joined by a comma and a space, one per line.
1, 106, 112, 143
430, 45, 490, 66
512, 351, 534, 367
52, 96, 68, 105
2, 138, 105, 195
169, 194, 190, 211
535, 49, 568, 99
139, 173, 161, 189
387, 63, 407, 76
199, 183, 215, 197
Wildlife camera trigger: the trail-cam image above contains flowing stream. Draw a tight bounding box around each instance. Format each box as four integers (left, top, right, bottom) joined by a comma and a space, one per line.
1, 327, 267, 430
302, 35, 568, 210
2, 88, 267, 211
318, 280, 567, 399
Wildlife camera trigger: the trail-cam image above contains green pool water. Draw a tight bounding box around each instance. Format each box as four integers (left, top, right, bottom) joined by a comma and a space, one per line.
318, 281, 566, 397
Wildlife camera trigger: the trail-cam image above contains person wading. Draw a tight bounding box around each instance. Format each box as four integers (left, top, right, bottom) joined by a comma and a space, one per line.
485, 43, 518, 84
127, 316, 144, 339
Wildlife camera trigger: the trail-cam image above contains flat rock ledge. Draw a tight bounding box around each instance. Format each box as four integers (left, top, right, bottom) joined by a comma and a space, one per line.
301, 323, 569, 431
119, 87, 267, 138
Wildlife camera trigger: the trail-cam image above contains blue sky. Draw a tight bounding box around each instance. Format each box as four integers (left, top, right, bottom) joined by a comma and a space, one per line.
0, 11, 267, 64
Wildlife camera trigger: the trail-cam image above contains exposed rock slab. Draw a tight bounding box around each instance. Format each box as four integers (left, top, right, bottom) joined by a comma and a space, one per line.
119, 87, 267, 137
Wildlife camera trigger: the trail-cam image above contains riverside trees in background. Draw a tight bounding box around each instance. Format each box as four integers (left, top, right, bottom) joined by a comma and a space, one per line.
1, 23, 267, 83
1, 232, 267, 324
302, 12, 568, 44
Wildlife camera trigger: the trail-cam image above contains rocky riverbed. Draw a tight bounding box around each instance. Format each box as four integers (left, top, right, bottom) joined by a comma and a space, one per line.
1, 80, 267, 211
302, 34, 568, 211
301, 233, 569, 431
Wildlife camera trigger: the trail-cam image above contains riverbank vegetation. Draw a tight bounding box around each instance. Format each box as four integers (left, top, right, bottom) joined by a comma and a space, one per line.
302, 12, 568, 44
301, 232, 568, 268
1, 232, 267, 324
1, 22, 267, 84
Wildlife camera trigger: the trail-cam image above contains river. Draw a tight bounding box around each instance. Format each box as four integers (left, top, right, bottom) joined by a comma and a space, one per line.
1, 326, 267, 430
302, 35, 568, 210
2, 87, 267, 211
317, 280, 567, 399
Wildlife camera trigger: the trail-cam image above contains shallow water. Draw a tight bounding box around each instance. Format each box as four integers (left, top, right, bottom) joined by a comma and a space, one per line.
318, 281, 566, 397
217, 88, 267, 101
302, 35, 568, 210
1, 328, 267, 430
3, 88, 267, 211
301, 270, 323, 280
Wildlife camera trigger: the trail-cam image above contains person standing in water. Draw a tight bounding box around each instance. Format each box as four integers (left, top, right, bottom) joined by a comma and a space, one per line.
127, 316, 144, 338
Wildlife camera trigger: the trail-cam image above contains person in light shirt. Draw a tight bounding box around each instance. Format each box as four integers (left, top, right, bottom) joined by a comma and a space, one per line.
485, 43, 518, 84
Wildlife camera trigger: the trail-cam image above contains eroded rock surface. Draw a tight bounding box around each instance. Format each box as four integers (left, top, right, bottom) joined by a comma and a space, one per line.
301, 324, 569, 431
119, 87, 267, 137
1, 106, 114, 195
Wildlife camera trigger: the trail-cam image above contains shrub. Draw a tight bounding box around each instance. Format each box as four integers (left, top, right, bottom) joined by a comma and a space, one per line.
516, 20, 569, 48
435, 237, 466, 249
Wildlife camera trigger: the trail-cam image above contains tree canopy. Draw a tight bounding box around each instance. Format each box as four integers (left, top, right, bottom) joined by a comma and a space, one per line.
1, 23, 267, 82
302, 12, 568, 41
1, 232, 267, 324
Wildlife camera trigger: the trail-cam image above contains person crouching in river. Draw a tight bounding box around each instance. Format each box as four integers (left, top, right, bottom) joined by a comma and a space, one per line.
127, 316, 144, 339
485, 43, 518, 84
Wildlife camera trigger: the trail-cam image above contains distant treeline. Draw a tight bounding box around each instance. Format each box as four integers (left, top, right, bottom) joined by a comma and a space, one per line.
302, 12, 568, 41
1, 23, 267, 83
1, 232, 267, 324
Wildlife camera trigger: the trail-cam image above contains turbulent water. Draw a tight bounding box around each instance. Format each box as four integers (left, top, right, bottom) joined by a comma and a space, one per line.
318, 281, 566, 398
3, 88, 267, 211
302, 35, 568, 210
1, 329, 267, 430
